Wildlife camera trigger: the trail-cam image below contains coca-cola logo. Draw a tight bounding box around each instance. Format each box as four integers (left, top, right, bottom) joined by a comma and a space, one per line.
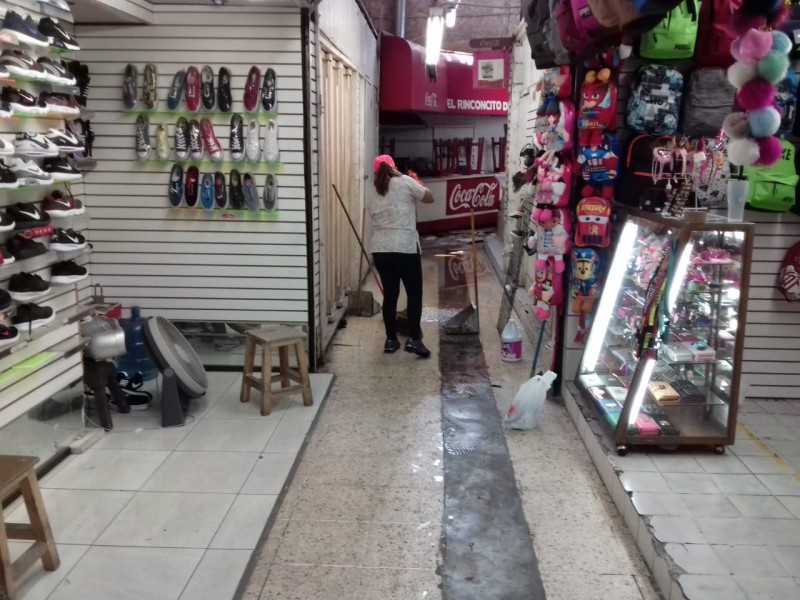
444, 252, 490, 288
446, 179, 500, 215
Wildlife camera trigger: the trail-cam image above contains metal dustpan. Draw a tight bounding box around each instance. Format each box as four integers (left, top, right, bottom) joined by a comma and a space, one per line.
443, 303, 479, 335
346, 290, 381, 317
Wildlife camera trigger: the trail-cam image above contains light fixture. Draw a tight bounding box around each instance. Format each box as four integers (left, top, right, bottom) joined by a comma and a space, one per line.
627, 358, 656, 427
668, 242, 694, 311
425, 7, 445, 66
211, 0, 225, 5
445, 2, 458, 28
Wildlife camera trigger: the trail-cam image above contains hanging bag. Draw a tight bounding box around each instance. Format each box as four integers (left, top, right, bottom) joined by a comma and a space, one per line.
694, 0, 742, 68
680, 68, 736, 138
778, 241, 800, 301
639, 0, 700, 60
742, 139, 799, 212
627, 64, 684, 135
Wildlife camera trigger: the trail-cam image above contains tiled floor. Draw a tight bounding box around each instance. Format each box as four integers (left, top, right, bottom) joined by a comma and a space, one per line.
7, 371, 333, 600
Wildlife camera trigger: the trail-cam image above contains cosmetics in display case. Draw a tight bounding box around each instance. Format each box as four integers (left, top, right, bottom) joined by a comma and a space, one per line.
573, 210, 754, 455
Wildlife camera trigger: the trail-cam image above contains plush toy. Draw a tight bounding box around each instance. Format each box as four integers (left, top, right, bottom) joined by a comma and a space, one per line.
575, 197, 612, 247
535, 66, 572, 116
577, 134, 619, 199
536, 100, 574, 153
534, 154, 571, 208
526, 207, 571, 274
571, 248, 604, 343
578, 70, 617, 147
528, 257, 561, 321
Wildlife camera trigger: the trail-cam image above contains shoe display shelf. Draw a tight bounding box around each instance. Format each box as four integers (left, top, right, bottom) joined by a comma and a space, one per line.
125, 109, 278, 120
147, 158, 284, 170
4, 109, 83, 121
0, 181, 83, 208
0, 32, 73, 56
0, 245, 89, 277
2, 73, 79, 96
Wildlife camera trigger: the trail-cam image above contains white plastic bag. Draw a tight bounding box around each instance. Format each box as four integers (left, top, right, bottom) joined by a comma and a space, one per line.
504, 370, 558, 430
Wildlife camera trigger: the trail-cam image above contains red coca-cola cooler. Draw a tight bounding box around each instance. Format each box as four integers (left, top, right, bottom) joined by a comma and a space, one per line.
417, 174, 504, 235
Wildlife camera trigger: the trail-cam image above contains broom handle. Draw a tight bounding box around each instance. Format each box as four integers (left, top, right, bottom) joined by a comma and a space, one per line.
332, 184, 384, 295
356, 207, 366, 312
470, 208, 479, 313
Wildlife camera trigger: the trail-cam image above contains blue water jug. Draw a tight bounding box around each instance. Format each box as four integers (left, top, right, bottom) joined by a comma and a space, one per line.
115, 306, 159, 381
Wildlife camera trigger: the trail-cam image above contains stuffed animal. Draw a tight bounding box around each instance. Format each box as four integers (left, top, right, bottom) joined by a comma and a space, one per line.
571, 248, 603, 315
527, 207, 571, 274
577, 134, 619, 199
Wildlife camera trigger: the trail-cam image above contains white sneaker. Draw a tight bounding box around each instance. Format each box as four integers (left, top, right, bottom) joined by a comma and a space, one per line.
0, 136, 15, 155
155, 124, 170, 160
6, 157, 54, 185
14, 132, 59, 157
264, 119, 279, 163
246, 120, 260, 161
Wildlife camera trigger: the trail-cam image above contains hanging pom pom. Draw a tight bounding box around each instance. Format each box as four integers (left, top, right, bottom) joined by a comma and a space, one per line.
755, 135, 784, 165
739, 29, 775, 62
728, 138, 761, 166
757, 51, 790, 85
748, 106, 782, 137
737, 78, 776, 111
732, 13, 765, 36
728, 61, 758, 89
771, 31, 793, 55
723, 113, 751, 140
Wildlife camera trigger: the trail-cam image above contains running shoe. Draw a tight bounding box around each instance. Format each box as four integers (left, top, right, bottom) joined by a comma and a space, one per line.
263, 174, 278, 210
261, 67, 277, 112
6, 236, 47, 260
1, 49, 46, 79
45, 127, 84, 152
38, 92, 80, 115
201, 65, 214, 110
50, 260, 87, 284
6, 158, 53, 185
123, 63, 137, 109
214, 171, 227, 208
188, 119, 203, 159
12, 303, 55, 330
244, 65, 260, 112
242, 172, 259, 211
42, 156, 81, 182
200, 118, 222, 160
230, 113, 244, 161
218, 67, 232, 112
69, 61, 90, 107
229, 169, 244, 209
0, 159, 19, 188
0, 244, 15, 266
42, 192, 74, 217
50, 227, 87, 251
14, 132, 59, 157
169, 163, 183, 207
405, 338, 431, 358
167, 69, 186, 110
1, 11, 48, 47
185, 165, 199, 207
37, 57, 75, 85
0, 324, 19, 348
175, 117, 189, 160
185, 66, 200, 112
155, 124, 169, 160
0, 101, 11, 118
2, 86, 45, 114
136, 114, 150, 160
0, 289, 9, 311
264, 119, 279, 163
38, 17, 80, 51
246, 120, 260, 161
8, 202, 50, 230
200, 173, 214, 210
143, 63, 157, 109
8, 272, 50, 302
0, 211, 13, 232
0, 136, 13, 156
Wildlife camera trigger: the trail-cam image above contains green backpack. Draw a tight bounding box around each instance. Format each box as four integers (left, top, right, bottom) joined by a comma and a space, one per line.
743, 140, 799, 213
639, 0, 699, 60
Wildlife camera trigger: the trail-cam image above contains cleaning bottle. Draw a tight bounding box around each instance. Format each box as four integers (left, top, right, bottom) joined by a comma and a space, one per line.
500, 318, 523, 363
115, 306, 159, 381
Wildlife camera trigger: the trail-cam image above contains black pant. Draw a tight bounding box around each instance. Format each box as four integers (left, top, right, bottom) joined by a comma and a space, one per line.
373, 252, 423, 340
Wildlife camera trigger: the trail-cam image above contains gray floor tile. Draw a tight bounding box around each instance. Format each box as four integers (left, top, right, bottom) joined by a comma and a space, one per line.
695, 517, 762, 545
665, 543, 729, 575
711, 474, 772, 495
679, 575, 746, 600
729, 495, 793, 519
734, 576, 800, 600
631, 492, 690, 516
648, 516, 706, 544
179, 549, 251, 600
757, 474, 800, 496
620, 471, 671, 493
714, 545, 788, 576
748, 518, 800, 546
143, 450, 260, 494
771, 545, 800, 576
680, 494, 741, 518
650, 454, 704, 473
41, 449, 170, 491
777, 496, 800, 518
738, 455, 795, 475
694, 454, 750, 474
664, 472, 721, 494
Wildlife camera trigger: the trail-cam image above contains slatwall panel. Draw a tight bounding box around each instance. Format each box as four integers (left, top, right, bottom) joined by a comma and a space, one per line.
75, 5, 310, 325
309, 14, 322, 359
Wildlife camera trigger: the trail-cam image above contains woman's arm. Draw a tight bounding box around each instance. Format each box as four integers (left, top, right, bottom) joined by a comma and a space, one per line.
420, 188, 434, 204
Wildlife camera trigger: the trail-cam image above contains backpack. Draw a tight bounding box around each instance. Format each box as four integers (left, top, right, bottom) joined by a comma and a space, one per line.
639, 1, 700, 60
577, 133, 620, 199
578, 73, 618, 147
619, 134, 673, 207
695, 0, 742, 68
780, 1, 800, 61
680, 68, 735, 138
627, 65, 683, 135
526, 0, 569, 67
743, 140, 799, 212
534, 100, 575, 153
778, 241, 800, 301
529, 256, 564, 320
535, 153, 572, 207
776, 70, 799, 135
575, 197, 613, 247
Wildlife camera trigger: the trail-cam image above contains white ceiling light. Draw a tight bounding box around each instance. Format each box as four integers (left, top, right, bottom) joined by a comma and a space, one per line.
425, 7, 445, 66
445, 3, 458, 28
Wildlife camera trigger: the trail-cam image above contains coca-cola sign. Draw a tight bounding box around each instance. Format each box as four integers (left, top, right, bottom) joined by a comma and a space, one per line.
446, 177, 501, 216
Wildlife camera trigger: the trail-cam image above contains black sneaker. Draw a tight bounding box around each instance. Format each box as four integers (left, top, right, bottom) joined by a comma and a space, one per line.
185, 165, 199, 207
2, 86, 45, 114
169, 164, 183, 207
188, 119, 202, 159
405, 338, 431, 358
217, 67, 232, 112
263, 174, 277, 210
136, 114, 150, 160
1, 49, 45, 80
230, 113, 244, 161
12, 303, 55, 330
50, 228, 87, 251
68, 61, 90, 107
0, 211, 13, 231
214, 171, 227, 208
110, 391, 151, 412
0, 288, 9, 311
0, 324, 19, 347
1, 11, 48, 47
261, 67, 277, 112
8, 272, 50, 301
38, 57, 74, 85
201, 65, 215, 111
384, 338, 401, 354
66, 229, 86, 244
175, 117, 189, 160
8, 203, 50, 230
51, 260, 87, 284
38, 17, 80, 51
43, 156, 81, 181
167, 69, 186, 110
6, 236, 47, 260
123, 63, 137, 109
0, 160, 18, 189
229, 169, 244, 209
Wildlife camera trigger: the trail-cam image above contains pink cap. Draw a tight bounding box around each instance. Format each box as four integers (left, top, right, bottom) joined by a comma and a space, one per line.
372, 154, 395, 173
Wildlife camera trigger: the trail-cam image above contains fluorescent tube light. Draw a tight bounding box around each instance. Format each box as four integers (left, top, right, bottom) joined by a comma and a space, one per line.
426, 9, 445, 66
627, 358, 656, 427
445, 5, 457, 27
668, 242, 694, 311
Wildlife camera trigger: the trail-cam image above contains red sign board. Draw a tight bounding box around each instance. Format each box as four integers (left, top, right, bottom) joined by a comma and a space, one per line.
445, 177, 500, 216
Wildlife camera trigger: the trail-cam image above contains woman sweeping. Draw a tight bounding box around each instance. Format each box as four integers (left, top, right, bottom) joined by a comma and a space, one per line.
369, 154, 434, 357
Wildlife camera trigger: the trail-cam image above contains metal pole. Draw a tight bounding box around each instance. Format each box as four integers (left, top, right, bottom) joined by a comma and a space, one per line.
395, 0, 407, 37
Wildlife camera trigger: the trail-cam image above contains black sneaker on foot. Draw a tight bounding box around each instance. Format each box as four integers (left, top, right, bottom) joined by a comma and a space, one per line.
405, 338, 431, 358
384, 338, 400, 354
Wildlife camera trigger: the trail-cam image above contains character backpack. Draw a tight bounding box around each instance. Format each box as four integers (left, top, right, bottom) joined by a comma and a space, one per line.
627, 65, 683, 135
776, 69, 799, 135
528, 256, 564, 321
535, 100, 575, 153
526, 206, 572, 274
535, 154, 572, 208
577, 133, 620, 199
680, 68, 736, 138
619, 134, 673, 207
743, 139, 800, 212
578, 68, 618, 147
570, 247, 604, 343
536, 66, 572, 116
778, 241, 800, 301
695, 0, 742, 68
639, 0, 700, 60
575, 197, 613, 247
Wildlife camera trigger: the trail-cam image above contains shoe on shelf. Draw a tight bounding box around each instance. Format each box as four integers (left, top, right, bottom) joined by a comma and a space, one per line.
12, 303, 55, 330
214, 171, 227, 208
69, 61, 90, 107
200, 118, 222, 160
0, 244, 15, 266
8, 202, 50, 230
245, 120, 260, 161
200, 173, 214, 210
167, 69, 186, 110
264, 119, 279, 163
242, 172, 259, 211
0, 100, 11, 118
8, 272, 50, 302
384, 338, 400, 354
0, 136, 13, 156
169, 164, 184, 207
263, 174, 277, 210
244, 65, 260, 112
45, 127, 84, 153
0, 211, 14, 232
1, 49, 46, 79
15, 132, 59, 157
217, 67, 232, 112
0, 159, 18, 189
42, 193, 72, 217
0, 324, 19, 348
229, 113, 244, 161
6, 157, 52, 185
123, 63, 137, 109
200, 65, 214, 111
50, 227, 87, 251
6, 236, 47, 260
51, 260, 87, 284
405, 338, 431, 358
1, 11, 49, 47
37, 57, 75, 85
2, 86, 45, 114
143, 63, 157, 109
0, 289, 10, 311
229, 169, 244, 209
185, 165, 199, 207
38, 92, 80, 115
175, 117, 189, 160
155, 124, 169, 160
135, 114, 151, 160
185, 66, 200, 112
188, 119, 203, 159
38, 17, 80, 51
261, 67, 277, 112
43, 156, 82, 181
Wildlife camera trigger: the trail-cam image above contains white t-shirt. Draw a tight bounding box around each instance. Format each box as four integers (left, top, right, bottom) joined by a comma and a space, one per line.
368, 174, 426, 254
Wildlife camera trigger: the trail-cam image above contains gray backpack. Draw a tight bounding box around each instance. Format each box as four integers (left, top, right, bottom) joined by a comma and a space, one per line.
680, 68, 735, 138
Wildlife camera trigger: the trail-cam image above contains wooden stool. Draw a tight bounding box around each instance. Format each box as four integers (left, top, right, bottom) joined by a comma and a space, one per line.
240, 326, 313, 416
0, 456, 59, 600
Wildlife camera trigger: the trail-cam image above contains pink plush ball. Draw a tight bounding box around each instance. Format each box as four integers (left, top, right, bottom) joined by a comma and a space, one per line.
755, 136, 784, 166
728, 138, 761, 167
728, 61, 758, 89
736, 78, 776, 111
723, 112, 751, 139
739, 29, 775, 62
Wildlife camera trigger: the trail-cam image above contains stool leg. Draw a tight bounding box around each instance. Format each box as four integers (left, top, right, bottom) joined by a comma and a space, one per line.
0, 506, 15, 599
261, 342, 273, 416
294, 340, 313, 407
240, 337, 256, 403
279, 346, 290, 389
20, 473, 59, 572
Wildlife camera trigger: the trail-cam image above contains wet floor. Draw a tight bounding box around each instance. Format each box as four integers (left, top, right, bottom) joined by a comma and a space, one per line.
239, 237, 660, 599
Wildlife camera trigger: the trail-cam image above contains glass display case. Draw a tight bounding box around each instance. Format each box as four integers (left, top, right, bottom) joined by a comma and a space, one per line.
575, 210, 754, 455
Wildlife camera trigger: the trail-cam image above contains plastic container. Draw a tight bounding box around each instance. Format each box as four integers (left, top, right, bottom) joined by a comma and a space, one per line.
115, 306, 159, 381
500, 318, 523, 363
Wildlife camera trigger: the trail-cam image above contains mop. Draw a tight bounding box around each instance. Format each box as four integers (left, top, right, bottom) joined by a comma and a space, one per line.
443, 209, 480, 335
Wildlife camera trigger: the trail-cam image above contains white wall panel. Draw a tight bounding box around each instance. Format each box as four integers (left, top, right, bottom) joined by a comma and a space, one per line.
317, 0, 378, 85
